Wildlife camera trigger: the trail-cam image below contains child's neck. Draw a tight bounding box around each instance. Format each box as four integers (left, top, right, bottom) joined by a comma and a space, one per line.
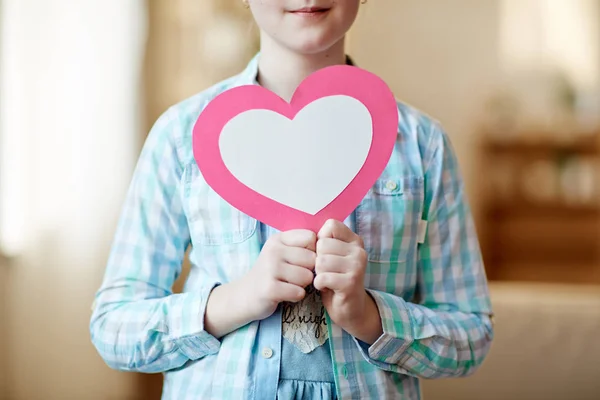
257, 35, 347, 102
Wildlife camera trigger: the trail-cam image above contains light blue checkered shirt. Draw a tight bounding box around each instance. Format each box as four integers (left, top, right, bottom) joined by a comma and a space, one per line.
91, 55, 493, 400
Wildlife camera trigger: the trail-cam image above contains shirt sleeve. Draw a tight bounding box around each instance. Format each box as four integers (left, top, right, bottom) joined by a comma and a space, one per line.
90, 108, 221, 373
355, 123, 494, 378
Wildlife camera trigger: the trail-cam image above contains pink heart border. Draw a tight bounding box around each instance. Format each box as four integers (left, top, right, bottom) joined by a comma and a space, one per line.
193, 65, 398, 232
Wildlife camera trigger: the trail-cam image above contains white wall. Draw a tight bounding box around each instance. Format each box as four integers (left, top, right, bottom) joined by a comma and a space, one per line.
0, 1, 147, 399
349, 0, 503, 219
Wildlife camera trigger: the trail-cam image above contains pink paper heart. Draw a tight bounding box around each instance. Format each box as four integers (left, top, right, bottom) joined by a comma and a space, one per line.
193, 65, 398, 233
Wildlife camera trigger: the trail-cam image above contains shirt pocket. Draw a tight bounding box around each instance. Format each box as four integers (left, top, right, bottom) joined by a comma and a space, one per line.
356, 176, 424, 264
185, 165, 257, 246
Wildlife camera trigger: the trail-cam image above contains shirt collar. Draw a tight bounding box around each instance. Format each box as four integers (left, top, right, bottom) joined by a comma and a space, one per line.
235, 53, 356, 87
236, 53, 261, 86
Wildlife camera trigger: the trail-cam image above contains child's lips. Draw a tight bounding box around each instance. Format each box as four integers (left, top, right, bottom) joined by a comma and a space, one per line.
288, 7, 331, 18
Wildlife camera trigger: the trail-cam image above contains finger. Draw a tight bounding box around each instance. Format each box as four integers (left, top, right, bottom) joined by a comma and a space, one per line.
271, 281, 306, 303
316, 237, 352, 257
317, 219, 360, 244
276, 263, 315, 288
280, 230, 317, 251
315, 254, 351, 274
313, 272, 351, 292
282, 247, 316, 269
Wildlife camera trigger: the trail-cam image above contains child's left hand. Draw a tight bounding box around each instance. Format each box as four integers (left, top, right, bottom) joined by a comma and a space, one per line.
314, 219, 383, 344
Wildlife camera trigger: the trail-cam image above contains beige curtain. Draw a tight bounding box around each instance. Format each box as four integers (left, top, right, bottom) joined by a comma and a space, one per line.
0, 0, 147, 399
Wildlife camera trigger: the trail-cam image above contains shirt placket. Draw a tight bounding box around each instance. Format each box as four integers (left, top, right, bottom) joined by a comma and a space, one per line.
251, 308, 283, 400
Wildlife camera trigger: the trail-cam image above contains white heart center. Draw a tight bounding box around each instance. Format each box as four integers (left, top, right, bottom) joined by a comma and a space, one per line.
219, 95, 373, 215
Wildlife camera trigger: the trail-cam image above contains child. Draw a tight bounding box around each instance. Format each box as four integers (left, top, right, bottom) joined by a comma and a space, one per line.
90, 1, 494, 399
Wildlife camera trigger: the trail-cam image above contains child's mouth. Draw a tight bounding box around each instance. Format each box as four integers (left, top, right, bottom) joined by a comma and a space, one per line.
289, 7, 331, 18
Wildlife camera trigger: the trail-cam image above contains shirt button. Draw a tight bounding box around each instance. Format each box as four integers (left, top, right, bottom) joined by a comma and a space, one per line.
386, 180, 398, 191
261, 347, 273, 359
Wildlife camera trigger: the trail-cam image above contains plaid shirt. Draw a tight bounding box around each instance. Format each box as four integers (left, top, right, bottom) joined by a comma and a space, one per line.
90, 55, 493, 400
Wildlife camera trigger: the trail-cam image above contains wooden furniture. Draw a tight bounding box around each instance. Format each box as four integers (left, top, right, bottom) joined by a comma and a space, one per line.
480, 131, 600, 284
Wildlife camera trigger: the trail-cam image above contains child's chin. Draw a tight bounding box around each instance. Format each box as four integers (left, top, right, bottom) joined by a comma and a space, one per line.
286, 35, 340, 55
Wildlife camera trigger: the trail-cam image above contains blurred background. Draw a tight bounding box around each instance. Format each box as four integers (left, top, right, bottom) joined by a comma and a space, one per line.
0, 0, 599, 399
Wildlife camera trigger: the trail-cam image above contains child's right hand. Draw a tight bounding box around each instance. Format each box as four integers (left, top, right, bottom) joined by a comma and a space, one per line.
239, 230, 317, 321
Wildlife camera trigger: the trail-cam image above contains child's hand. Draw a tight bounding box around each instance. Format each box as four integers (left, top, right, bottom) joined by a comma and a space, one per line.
240, 230, 317, 322
314, 220, 383, 344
